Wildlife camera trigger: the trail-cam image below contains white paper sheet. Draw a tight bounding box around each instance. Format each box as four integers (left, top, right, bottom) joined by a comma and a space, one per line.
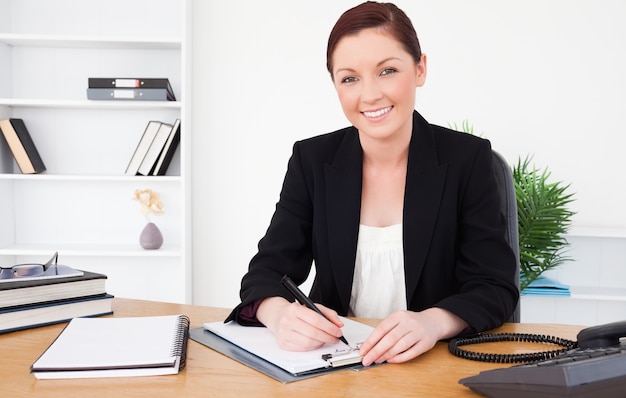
203, 317, 374, 374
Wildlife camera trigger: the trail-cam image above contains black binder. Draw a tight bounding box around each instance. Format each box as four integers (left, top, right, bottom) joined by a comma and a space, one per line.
88, 78, 176, 100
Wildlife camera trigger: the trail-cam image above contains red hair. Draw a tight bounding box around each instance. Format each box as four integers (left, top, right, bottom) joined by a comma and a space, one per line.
326, 2, 422, 77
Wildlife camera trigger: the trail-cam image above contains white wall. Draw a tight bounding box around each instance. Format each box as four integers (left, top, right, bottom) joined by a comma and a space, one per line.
191, 0, 626, 308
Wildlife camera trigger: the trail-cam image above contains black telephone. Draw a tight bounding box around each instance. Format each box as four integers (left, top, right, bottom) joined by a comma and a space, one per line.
577, 320, 626, 348
452, 320, 626, 398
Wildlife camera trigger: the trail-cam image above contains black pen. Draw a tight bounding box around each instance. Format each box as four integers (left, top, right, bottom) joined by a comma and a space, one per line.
280, 275, 350, 347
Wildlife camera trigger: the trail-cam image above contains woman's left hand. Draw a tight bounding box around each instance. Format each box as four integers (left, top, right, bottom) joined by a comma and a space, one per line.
359, 308, 468, 366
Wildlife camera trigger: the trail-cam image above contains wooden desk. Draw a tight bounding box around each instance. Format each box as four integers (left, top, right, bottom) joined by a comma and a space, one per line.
2, 298, 584, 397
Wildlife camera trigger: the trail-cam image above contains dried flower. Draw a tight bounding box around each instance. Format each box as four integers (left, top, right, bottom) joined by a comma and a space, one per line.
133, 189, 164, 222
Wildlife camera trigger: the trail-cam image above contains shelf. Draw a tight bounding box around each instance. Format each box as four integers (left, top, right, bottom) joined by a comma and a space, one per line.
0, 0, 191, 303
566, 226, 626, 239
522, 286, 626, 302
0, 174, 181, 182
0, 243, 181, 257
0, 33, 181, 50
571, 286, 626, 302
0, 98, 181, 110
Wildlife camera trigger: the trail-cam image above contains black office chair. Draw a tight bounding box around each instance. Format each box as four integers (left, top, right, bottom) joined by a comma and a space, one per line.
492, 150, 521, 322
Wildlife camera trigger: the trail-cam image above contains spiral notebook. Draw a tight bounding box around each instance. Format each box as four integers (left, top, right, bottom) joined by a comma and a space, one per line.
31, 314, 190, 379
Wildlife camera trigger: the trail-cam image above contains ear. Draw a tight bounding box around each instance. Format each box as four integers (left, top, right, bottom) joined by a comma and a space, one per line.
415, 54, 427, 87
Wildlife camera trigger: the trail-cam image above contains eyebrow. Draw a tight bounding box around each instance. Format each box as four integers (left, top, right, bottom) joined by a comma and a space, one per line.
334, 57, 403, 75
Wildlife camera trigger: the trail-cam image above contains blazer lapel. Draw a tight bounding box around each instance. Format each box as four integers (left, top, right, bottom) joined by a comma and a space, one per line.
403, 112, 448, 302
324, 130, 362, 312
322, 113, 447, 311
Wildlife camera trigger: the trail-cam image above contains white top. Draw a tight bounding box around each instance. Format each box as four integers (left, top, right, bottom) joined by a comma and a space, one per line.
349, 224, 407, 318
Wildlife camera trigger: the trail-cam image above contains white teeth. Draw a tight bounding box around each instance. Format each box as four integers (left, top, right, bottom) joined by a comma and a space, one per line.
363, 107, 391, 118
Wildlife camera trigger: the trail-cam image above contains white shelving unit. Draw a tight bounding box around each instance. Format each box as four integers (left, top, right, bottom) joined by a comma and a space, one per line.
0, 0, 192, 303
521, 227, 626, 326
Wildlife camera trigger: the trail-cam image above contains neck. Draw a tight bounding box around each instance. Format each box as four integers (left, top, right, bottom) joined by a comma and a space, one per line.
359, 129, 411, 167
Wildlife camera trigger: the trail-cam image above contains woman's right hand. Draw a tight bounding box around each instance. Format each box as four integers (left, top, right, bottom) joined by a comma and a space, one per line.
256, 296, 345, 351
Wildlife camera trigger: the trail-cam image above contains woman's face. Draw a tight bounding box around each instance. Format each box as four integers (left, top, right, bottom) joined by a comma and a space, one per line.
331, 27, 426, 143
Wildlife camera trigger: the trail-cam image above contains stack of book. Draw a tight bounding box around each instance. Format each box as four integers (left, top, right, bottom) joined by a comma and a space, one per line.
125, 119, 181, 176
87, 78, 176, 101
0, 261, 113, 334
0, 118, 46, 174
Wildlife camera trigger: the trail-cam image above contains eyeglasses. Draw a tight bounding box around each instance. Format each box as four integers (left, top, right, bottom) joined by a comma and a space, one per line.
0, 252, 59, 280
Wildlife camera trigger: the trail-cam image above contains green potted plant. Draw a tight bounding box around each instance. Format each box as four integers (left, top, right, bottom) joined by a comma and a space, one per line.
514, 157, 575, 290
450, 121, 576, 291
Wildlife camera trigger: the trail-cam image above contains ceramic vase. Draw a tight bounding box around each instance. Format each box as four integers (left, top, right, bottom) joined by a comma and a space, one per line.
139, 222, 163, 250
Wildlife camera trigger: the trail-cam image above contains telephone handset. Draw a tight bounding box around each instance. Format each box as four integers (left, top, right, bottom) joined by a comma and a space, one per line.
576, 319, 626, 348
455, 320, 626, 398
449, 319, 626, 363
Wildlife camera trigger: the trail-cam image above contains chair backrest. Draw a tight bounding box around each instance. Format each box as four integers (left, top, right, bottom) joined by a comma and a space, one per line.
492, 150, 521, 322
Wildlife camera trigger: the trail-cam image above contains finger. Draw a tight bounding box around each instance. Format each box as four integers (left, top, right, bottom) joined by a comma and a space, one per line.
294, 304, 343, 340
276, 312, 330, 351
361, 335, 403, 366
361, 317, 417, 366
291, 304, 342, 345
385, 338, 432, 364
279, 328, 327, 351
368, 332, 421, 365
368, 322, 439, 365
359, 316, 400, 359
316, 303, 344, 328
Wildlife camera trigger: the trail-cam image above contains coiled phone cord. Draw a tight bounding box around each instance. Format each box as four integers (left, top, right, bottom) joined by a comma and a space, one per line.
448, 332, 578, 363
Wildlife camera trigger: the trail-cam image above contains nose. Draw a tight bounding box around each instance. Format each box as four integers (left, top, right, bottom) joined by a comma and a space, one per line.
360, 78, 383, 104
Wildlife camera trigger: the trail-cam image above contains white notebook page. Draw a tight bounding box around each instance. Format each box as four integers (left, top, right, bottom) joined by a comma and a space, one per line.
33, 315, 181, 370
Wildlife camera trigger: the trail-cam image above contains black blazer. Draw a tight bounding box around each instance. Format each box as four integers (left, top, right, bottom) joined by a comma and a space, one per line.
227, 111, 519, 333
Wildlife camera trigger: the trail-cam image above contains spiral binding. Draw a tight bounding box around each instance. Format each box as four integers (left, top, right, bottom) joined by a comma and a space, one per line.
448, 332, 578, 363
170, 315, 191, 370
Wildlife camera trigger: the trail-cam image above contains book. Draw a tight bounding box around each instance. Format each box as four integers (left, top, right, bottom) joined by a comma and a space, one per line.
0, 118, 46, 174
125, 121, 162, 176
88, 78, 176, 101
194, 317, 377, 382
0, 269, 107, 309
521, 276, 571, 297
31, 314, 190, 379
152, 119, 181, 176
137, 122, 173, 176
86, 88, 175, 101
0, 294, 114, 334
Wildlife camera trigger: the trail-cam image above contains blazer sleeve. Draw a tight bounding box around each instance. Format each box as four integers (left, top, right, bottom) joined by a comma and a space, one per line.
433, 138, 519, 331
226, 141, 315, 323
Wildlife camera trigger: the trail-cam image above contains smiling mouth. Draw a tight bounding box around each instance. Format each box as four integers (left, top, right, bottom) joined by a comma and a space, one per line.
362, 106, 393, 118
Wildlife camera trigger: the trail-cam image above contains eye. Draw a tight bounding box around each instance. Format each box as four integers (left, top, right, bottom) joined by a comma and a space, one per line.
340, 76, 359, 84
380, 68, 397, 76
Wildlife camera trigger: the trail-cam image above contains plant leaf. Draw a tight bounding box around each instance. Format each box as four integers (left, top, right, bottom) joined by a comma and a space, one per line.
514, 155, 575, 291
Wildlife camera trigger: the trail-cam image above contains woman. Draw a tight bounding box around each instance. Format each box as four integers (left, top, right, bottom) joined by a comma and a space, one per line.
226, 1, 518, 367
